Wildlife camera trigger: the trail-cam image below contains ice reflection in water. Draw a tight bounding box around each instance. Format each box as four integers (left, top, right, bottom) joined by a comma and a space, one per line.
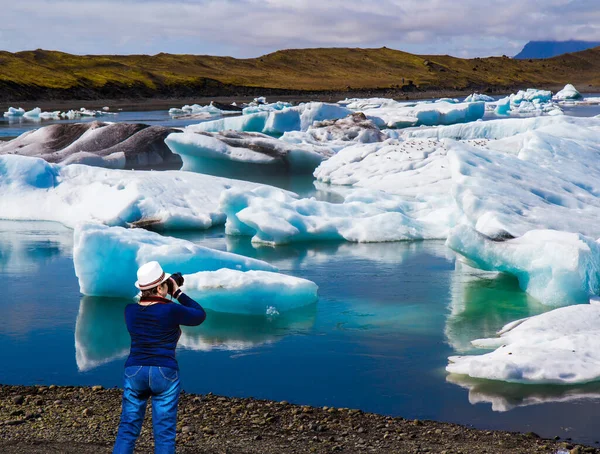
75, 296, 317, 372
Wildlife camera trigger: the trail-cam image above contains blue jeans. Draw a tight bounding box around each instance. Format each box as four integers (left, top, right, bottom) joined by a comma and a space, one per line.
113, 365, 180, 454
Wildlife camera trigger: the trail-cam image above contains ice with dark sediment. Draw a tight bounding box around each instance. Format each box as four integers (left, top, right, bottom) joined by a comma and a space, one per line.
0, 121, 183, 170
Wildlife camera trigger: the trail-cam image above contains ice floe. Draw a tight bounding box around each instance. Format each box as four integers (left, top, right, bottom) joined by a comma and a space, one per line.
73, 223, 276, 298
0, 154, 258, 229
221, 185, 449, 244
165, 130, 331, 178
3, 107, 25, 117
464, 93, 495, 103
359, 101, 485, 128
187, 102, 352, 135
447, 302, 600, 384
553, 84, 583, 101
447, 225, 600, 306
0, 121, 182, 170
486, 89, 562, 116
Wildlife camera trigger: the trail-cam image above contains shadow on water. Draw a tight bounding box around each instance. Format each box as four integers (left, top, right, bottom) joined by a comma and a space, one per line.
75, 296, 317, 372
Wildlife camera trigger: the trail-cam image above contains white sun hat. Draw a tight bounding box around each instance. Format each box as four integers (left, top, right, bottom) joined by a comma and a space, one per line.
135, 261, 171, 290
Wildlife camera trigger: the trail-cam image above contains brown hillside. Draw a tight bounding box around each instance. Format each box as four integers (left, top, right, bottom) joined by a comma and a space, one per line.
0, 46, 599, 101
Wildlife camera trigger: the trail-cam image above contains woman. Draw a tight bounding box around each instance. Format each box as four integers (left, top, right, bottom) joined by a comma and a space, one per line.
113, 261, 206, 454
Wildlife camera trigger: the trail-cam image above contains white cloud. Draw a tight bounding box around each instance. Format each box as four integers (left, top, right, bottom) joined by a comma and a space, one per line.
0, 0, 599, 57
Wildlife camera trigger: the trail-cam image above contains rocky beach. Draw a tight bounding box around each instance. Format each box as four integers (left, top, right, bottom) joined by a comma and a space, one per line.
0, 384, 596, 454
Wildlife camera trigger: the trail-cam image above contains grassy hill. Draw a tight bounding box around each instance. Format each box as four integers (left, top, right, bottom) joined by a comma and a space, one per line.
1, 46, 600, 101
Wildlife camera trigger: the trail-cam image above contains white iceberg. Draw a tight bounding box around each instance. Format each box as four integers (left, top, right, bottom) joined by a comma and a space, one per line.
3, 107, 25, 117
447, 225, 600, 306
242, 100, 293, 115
553, 84, 583, 101
0, 154, 258, 229
338, 97, 414, 110
488, 89, 560, 116
447, 303, 600, 384
164, 130, 330, 178
73, 223, 277, 299
187, 102, 352, 135
464, 93, 495, 102
361, 101, 485, 129
221, 185, 448, 244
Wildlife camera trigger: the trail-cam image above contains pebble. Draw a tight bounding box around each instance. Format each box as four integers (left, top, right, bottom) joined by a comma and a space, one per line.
357, 427, 365, 434
34, 398, 43, 406
83, 408, 93, 417
92, 385, 103, 392
54, 400, 62, 405
49, 385, 57, 390
181, 426, 192, 434
11, 395, 24, 405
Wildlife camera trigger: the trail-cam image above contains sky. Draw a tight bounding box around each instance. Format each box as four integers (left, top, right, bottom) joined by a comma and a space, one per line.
1, 0, 599, 58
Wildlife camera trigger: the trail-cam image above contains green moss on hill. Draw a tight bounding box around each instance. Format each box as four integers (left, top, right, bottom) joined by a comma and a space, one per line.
1, 46, 599, 101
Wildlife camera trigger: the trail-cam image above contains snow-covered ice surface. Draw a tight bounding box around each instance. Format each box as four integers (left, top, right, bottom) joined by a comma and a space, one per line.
221, 185, 449, 245
73, 223, 277, 299
165, 130, 331, 177
447, 302, 600, 384
0, 155, 259, 229
0, 121, 182, 170
447, 226, 600, 306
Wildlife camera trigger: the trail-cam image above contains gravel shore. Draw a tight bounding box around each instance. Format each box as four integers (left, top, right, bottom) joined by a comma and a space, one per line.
0, 384, 596, 454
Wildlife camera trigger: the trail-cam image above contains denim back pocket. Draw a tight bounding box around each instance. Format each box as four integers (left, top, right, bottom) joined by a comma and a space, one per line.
158, 367, 179, 382
124, 365, 143, 378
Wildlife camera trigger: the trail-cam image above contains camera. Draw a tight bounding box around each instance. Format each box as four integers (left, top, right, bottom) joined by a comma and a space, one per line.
167, 272, 184, 295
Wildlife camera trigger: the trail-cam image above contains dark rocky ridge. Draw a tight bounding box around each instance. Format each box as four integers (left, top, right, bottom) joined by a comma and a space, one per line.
0, 384, 596, 453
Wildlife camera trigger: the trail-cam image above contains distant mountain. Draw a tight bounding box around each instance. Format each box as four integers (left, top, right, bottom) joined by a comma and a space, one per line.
515, 40, 600, 59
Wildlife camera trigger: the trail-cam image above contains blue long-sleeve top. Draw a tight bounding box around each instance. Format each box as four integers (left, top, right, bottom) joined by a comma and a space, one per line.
124, 292, 206, 370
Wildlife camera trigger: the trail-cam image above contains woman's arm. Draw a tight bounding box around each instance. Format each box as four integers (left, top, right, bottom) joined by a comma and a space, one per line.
172, 292, 207, 326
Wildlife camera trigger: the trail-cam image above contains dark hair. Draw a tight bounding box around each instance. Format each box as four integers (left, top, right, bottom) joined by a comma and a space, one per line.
140, 285, 161, 298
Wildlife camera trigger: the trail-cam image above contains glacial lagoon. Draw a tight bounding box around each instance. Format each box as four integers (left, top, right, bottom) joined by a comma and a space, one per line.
3, 94, 600, 445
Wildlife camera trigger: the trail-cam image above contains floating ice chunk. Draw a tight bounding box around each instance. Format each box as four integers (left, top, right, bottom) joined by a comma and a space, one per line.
361, 101, 485, 128
0, 122, 182, 170
404, 115, 599, 141
553, 84, 583, 101
168, 102, 241, 117
464, 93, 495, 102
73, 223, 276, 298
447, 225, 600, 306
188, 102, 352, 135
242, 101, 292, 115
0, 155, 258, 229
486, 89, 558, 116
447, 303, 600, 384
338, 97, 415, 110
165, 130, 330, 178
3, 107, 25, 117
180, 268, 317, 314
221, 185, 448, 244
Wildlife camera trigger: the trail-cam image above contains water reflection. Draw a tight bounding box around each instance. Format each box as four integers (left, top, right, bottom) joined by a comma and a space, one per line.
447, 374, 600, 412
75, 296, 317, 371
445, 262, 547, 352
0, 221, 73, 273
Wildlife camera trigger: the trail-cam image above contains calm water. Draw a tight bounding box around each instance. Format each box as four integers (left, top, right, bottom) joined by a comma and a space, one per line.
2, 221, 600, 444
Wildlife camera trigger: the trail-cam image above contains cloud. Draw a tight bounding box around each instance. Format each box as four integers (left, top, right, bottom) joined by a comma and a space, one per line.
1, 0, 599, 57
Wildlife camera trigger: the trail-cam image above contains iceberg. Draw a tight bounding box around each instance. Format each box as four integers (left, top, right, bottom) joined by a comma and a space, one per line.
0, 154, 258, 229
464, 93, 495, 102
221, 185, 449, 244
187, 102, 352, 135
164, 130, 331, 178
0, 121, 182, 170
3, 107, 25, 117
446, 225, 600, 306
242, 100, 293, 115
168, 102, 242, 118
487, 89, 561, 116
447, 303, 600, 384
73, 223, 277, 298
359, 101, 485, 129
553, 84, 583, 101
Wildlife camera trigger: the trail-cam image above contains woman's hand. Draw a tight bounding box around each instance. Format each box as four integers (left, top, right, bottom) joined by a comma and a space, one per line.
168, 277, 180, 295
